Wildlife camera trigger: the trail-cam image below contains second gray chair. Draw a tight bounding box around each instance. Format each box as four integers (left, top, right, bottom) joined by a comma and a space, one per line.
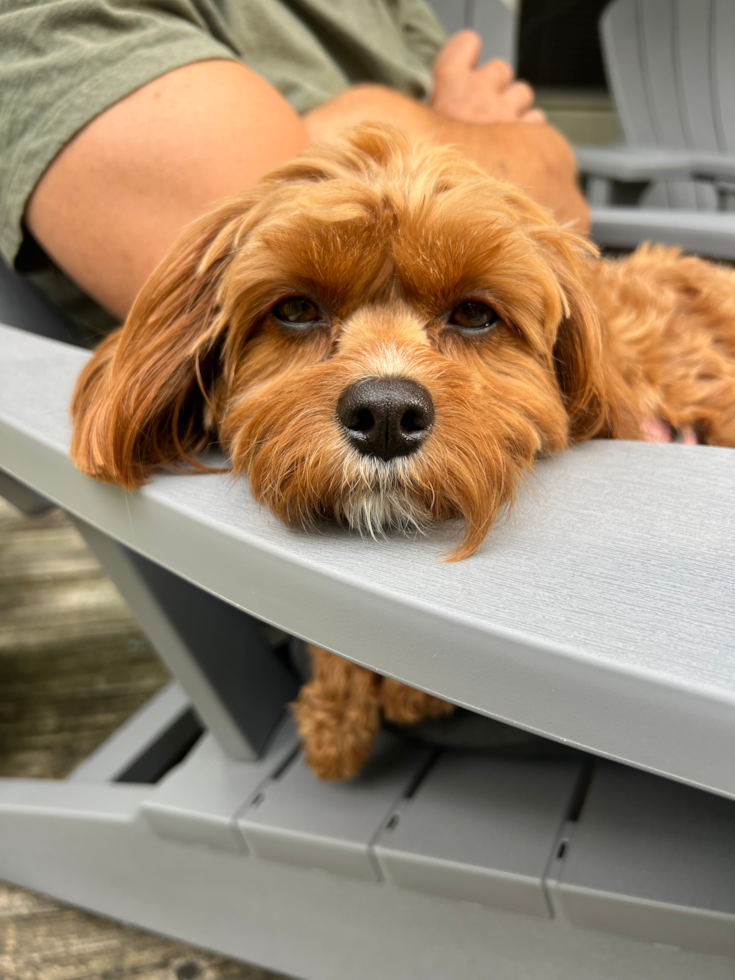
576, 0, 735, 257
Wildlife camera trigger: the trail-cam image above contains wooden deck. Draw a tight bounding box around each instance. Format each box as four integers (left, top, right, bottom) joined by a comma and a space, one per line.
0, 496, 283, 980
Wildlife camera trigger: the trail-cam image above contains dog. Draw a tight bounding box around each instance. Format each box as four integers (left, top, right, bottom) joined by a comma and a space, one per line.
70, 124, 735, 780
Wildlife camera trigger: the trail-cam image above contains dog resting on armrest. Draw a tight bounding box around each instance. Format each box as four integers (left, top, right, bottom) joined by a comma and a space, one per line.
70, 124, 735, 780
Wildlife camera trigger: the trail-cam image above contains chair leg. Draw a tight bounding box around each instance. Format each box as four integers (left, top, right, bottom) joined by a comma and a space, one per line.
0, 469, 53, 515
72, 517, 299, 760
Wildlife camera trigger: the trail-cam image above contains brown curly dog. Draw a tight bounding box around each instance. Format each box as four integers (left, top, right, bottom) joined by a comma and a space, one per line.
69, 124, 735, 780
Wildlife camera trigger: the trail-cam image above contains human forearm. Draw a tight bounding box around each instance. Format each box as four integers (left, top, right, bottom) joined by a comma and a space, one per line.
26, 42, 585, 324
26, 60, 308, 320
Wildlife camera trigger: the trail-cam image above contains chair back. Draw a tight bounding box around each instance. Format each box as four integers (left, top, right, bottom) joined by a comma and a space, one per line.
601, 0, 735, 209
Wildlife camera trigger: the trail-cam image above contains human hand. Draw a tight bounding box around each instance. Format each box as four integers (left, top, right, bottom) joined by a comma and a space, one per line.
431, 30, 545, 125
641, 420, 699, 444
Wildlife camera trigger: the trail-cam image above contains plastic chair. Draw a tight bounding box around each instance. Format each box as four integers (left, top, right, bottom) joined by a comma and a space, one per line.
1, 247, 735, 974
576, 0, 735, 256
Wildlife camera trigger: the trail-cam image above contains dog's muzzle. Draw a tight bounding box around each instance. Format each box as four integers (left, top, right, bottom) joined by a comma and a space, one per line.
337, 377, 434, 462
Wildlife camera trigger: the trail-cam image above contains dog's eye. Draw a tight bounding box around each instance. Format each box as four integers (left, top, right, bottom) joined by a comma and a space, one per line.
272, 297, 321, 327
449, 301, 499, 332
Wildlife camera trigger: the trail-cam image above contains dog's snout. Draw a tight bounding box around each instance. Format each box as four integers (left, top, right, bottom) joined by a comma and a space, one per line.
337, 377, 435, 461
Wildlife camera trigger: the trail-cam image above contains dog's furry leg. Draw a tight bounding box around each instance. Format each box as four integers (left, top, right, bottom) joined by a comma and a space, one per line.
379, 677, 455, 725
291, 645, 382, 781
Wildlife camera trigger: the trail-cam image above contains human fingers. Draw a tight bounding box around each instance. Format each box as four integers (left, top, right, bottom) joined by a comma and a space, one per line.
640, 420, 698, 444
521, 107, 547, 124
476, 58, 515, 91
503, 80, 536, 115
433, 30, 482, 77
641, 419, 675, 442
680, 427, 699, 445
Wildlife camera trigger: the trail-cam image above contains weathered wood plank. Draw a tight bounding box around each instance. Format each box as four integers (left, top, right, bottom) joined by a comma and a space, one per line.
0, 497, 283, 979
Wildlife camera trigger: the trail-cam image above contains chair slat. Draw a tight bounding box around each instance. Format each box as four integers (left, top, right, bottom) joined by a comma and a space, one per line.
674, 0, 719, 152
674, 0, 719, 208
713, 0, 735, 153
601, 0, 657, 146
640, 0, 686, 147
640, 0, 698, 207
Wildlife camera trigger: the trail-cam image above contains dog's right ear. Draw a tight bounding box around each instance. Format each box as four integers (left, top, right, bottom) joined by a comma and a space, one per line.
70, 196, 258, 488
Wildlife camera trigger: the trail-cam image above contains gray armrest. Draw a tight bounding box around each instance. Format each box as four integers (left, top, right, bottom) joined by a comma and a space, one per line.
1, 323, 734, 799
577, 145, 735, 183
589, 207, 735, 259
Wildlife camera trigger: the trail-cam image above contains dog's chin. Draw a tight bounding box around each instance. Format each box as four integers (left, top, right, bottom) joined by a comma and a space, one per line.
333, 486, 431, 540
327, 453, 432, 539
239, 435, 526, 560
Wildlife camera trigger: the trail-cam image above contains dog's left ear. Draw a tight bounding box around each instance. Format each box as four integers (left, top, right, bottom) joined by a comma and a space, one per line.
70, 195, 258, 488
544, 231, 611, 440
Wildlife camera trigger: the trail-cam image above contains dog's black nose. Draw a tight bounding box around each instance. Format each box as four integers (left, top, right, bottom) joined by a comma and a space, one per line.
337, 377, 435, 461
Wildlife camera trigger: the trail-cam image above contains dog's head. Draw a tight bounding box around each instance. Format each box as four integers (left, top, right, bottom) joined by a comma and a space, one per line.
71, 125, 610, 558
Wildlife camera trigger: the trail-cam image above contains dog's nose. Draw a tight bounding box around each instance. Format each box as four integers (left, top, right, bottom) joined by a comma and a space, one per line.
337, 377, 435, 461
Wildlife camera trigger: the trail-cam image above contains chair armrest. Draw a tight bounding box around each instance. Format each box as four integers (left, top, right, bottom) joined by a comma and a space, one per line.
2, 323, 735, 800
589, 207, 735, 259
577, 145, 735, 184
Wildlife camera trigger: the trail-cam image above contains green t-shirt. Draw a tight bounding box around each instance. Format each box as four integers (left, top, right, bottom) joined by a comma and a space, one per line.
0, 0, 445, 337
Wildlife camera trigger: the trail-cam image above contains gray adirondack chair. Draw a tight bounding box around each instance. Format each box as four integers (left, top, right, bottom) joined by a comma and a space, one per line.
1, 243, 735, 976
576, 0, 735, 256
2, 4, 735, 968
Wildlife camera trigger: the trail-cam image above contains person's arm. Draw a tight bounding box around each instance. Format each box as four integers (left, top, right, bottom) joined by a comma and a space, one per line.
25, 60, 308, 321
26, 36, 586, 323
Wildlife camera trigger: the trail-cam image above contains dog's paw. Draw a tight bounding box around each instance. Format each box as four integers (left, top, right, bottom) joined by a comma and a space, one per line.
291, 684, 381, 781
379, 679, 455, 726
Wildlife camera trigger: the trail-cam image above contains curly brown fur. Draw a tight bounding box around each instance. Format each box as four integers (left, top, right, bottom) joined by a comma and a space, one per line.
70, 124, 735, 779
291, 646, 382, 781
290, 645, 453, 781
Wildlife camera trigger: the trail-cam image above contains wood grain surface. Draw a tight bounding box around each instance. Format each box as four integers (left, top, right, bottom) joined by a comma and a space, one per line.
0, 496, 285, 980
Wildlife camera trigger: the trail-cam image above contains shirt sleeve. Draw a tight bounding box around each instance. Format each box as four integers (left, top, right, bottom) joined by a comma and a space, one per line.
0, 0, 240, 267
396, 0, 446, 79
